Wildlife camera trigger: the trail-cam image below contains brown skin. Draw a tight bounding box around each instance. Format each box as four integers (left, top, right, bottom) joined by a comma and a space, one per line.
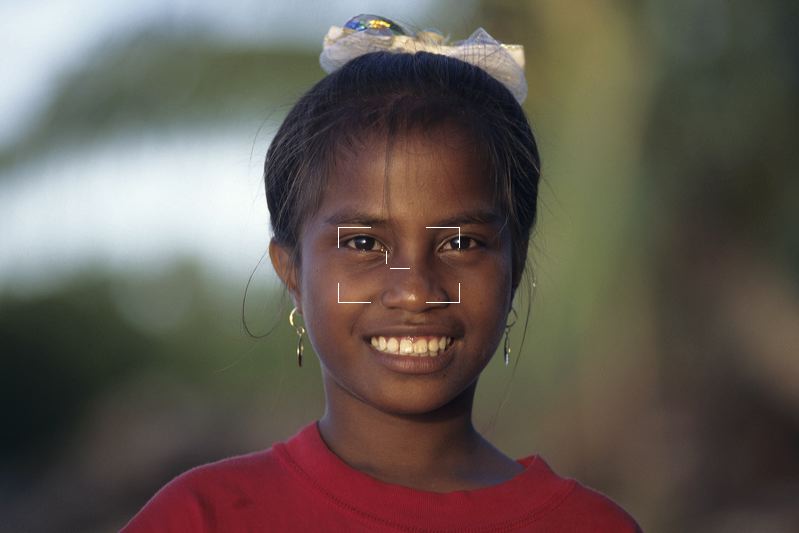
269, 125, 524, 492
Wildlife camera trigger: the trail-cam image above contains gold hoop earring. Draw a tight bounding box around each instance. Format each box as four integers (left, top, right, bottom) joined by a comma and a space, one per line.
288, 307, 305, 367
504, 307, 517, 367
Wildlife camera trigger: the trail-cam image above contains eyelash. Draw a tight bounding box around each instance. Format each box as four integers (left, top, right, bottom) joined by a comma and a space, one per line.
340, 235, 483, 253
342, 235, 386, 253
440, 236, 482, 251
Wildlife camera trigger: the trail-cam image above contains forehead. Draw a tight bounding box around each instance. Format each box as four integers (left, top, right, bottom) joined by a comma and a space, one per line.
322, 125, 495, 220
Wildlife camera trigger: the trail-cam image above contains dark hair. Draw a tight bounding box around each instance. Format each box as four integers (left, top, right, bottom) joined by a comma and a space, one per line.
265, 51, 540, 290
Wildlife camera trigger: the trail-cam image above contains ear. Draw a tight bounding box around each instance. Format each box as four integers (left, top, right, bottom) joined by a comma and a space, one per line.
269, 239, 302, 313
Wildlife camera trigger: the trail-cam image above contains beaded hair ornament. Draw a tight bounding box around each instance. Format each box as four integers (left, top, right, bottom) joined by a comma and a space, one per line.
320, 14, 528, 103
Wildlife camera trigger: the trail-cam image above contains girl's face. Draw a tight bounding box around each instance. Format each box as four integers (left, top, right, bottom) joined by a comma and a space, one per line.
272, 125, 514, 415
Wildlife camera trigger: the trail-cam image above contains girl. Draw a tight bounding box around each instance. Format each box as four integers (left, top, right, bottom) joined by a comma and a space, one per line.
124, 15, 641, 532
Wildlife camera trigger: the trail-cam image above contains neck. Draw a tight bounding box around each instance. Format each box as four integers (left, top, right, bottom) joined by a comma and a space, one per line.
317, 377, 518, 491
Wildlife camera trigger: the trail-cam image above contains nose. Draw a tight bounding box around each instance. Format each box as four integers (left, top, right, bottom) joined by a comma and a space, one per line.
380, 253, 451, 312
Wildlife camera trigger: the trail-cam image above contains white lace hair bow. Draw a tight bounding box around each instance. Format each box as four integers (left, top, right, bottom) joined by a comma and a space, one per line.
320, 14, 527, 104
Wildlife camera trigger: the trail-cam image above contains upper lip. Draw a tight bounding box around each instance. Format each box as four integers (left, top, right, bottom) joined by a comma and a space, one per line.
362, 324, 462, 339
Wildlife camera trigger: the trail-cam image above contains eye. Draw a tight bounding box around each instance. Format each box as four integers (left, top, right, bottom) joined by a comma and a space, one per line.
441, 236, 481, 251
344, 235, 385, 252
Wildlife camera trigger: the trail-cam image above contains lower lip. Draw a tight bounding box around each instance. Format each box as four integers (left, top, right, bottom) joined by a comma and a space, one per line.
367, 341, 456, 375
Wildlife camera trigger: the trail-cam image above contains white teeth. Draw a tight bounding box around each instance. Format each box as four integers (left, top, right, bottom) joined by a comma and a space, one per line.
387, 337, 399, 353
369, 336, 453, 357
413, 339, 427, 356
400, 338, 414, 354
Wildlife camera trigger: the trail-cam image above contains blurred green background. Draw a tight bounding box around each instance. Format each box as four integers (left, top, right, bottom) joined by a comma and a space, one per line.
1, 1, 798, 532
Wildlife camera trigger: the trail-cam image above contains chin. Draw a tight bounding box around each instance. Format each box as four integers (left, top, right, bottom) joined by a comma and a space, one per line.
322, 365, 477, 418
366, 385, 471, 418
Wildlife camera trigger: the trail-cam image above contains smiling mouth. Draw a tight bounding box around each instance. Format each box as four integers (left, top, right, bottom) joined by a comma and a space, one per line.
369, 336, 454, 357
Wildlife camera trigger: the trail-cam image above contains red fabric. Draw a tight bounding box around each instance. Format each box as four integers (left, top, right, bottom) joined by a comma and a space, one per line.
123, 422, 642, 532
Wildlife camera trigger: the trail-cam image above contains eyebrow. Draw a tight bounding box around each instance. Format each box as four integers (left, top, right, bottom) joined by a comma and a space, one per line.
325, 208, 503, 228
325, 210, 386, 227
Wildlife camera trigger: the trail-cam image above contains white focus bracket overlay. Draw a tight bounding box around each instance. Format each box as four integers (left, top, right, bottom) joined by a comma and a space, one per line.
337, 226, 372, 304
336, 226, 463, 304
425, 226, 462, 304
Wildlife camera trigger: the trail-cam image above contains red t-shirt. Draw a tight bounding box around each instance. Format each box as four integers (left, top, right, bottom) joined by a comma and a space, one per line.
123, 422, 641, 532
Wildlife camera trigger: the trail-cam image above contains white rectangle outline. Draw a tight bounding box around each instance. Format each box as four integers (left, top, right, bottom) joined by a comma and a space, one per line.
337, 282, 371, 304
336, 227, 461, 303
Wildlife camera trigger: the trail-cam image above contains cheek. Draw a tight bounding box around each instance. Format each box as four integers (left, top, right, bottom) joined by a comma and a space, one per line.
471, 247, 513, 301
297, 252, 373, 364
299, 261, 337, 335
